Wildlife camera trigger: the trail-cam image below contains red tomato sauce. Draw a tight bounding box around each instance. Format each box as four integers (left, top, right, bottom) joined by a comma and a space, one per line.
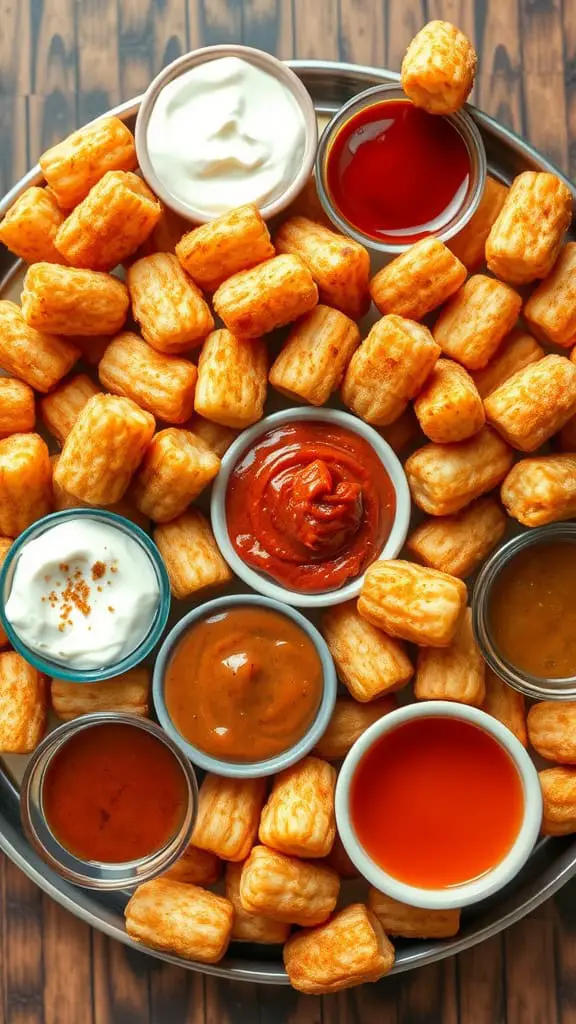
326, 99, 470, 244
226, 422, 396, 592
42, 723, 188, 863
351, 717, 525, 888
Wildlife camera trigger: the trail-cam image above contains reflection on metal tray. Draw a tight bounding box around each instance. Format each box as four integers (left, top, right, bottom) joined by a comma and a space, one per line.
1, 60, 575, 986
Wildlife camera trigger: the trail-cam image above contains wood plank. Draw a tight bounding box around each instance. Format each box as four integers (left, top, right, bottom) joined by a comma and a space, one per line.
0, 0, 31, 95
0, 95, 29, 194
29, 0, 78, 163
205, 976, 259, 1024
458, 934, 506, 1024
154, 0, 189, 74
519, 0, 569, 172
189, 0, 243, 48
3, 859, 45, 1024
504, 902, 558, 1024
76, 0, 121, 125
339, 0, 386, 68
386, 0, 426, 72
42, 895, 93, 1024
563, 0, 576, 178
397, 959, 459, 1024
117, 0, 154, 101
92, 931, 151, 1024
554, 877, 576, 1024
259, 985, 322, 1024
293, 0, 339, 60
150, 963, 204, 1024
242, 0, 294, 58
476, 0, 523, 134
322, 975, 399, 1024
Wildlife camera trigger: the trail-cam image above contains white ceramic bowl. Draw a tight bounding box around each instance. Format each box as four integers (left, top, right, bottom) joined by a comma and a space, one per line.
335, 701, 543, 910
210, 407, 411, 609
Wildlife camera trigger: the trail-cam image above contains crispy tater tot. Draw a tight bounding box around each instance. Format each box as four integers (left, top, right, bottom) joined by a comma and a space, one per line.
447, 176, 508, 269
528, 702, 576, 764
191, 774, 266, 862
259, 757, 336, 859
486, 171, 572, 284
358, 559, 467, 648
50, 667, 149, 721
125, 879, 233, 963
129, 203, 189, 263
0, 301, 79, 392
181, 414, 239, 458
213, 254, 318, 338
558, 414, 576, 452
313, 696, 396, 760
501, 454, 576, 527
284, 903, 395, 994
275, 216, 370, 319
239, 845, 339, 927
21, 263, 129, 336
540, 767, 576, 835
524, 243, 576, 348
406, 496, 507, 579
39, 116, 137, 210
132, 428, 220, 523
401, 20, 476, 114
54, 171, 161, 271
322, 833, 359, 879
54, 394, 155, 506
369, 238, 466, 321
225, 862, 291, 943
0, 433, 52, 536
0, 186, 65, 263
368, 889, 461, 939
284, 173, 333, 228
69, 333, 111, 367
471, 328, 544, 399
378, 407, 422, 455
341, 315, 440, 426
269, 305, 360, 407
483, 669, 527, 747
175, 204, 275, 292
164, 844, 221, 886
0, 652, 47, 753
0, 538, 11, 648
51, 454, 150, 532
405, 427, 514, 516
414, 609, 485, 705
321, 601, 413, 701
40, 373, 100, 445
414, 359, 485, 443
433, 274, 522, 371
485, 354, 576, 452
0, 378, 35, 439
128, 253, 214, 353
98, 332, 197, 424
194, 329, 267, 429
153, 509, 232, 599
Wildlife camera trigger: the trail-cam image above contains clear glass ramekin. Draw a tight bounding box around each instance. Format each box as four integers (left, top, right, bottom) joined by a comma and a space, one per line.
315, 83, 487, 255
20, 712, 198, 890
472, 523, 576, 701
0, 508, 171, 683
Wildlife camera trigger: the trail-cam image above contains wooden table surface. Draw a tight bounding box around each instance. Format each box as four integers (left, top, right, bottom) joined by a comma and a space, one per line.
1, 0, 576, 1021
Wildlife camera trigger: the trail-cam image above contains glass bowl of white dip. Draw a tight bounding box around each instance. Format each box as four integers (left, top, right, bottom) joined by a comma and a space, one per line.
0, 509, 171, 683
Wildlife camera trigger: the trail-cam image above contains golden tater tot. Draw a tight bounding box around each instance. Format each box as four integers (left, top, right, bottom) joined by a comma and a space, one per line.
358, 559, 467, 648
0, 378, 35, 439
54, 394, 154, 506
485, 354, 576, 452
528, 702, 576, 764
283, 903, 395, 994
259, 757, 336, 859
524, 244, 576, 348
213, 254, 318, 338
164, 844, 221, 886
313, 696, 396, 760
341, 315, 440, 426
50, 454, 150, 532
322, 833, 359, 879
369, 237, 466, 321
239, 845, 339, 927
483, 669, 527, 747
129, 203, 188, 263
269, 305, 359, 407
225, 862, 291, 943
69, 333, 111, 367
448, 176, 508, 269
471, 328, 544, 399
0, 433, 52, 536
415, 609, 485, 705
486, 171, 572, 284
39, 116, 137, 210
0, 186, 65, 263
0, 652, 47, 753
128, 253, 214, 354
191, 774, 266, 862
54, 171, 161, 271
407, 496, 507, 579
40, 373, 100, 445
433, 274, 522, 371
558, 414, 576, 452
378, 406, 422, 455
0, 301, 79, 392
414, 359, 485, 443
50, 667, 149, 721
283, 173, 333, 228
175, 204, 275, 292
132, 428, 220, 523
21, 263, 129, 336
275, 216, 370, 319
153, 509, 232, 599
182, 414, 239, 458
98, 332, 197, 424
501, 454, 576, 527
125, 879, 233, 963
405, 427, 514, 516
321, 601, 413, 701
539, 767, 576, 836
368, 889, 461, 939
0, 538, 11, 649
194, 329, 267, 429
401, 20, 476, 114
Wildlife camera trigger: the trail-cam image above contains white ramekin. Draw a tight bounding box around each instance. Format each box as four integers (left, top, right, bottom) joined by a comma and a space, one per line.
335, 701, 543, 910
210, 407, 411, 609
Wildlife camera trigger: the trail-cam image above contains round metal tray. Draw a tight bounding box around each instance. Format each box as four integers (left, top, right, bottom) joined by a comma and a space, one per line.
1, 60, 575, 986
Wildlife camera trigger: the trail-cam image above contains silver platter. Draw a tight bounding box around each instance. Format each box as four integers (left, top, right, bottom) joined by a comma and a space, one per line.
1, 60, 575, 986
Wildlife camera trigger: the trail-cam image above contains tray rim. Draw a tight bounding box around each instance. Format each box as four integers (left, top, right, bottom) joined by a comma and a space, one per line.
1, 57, 575, 987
